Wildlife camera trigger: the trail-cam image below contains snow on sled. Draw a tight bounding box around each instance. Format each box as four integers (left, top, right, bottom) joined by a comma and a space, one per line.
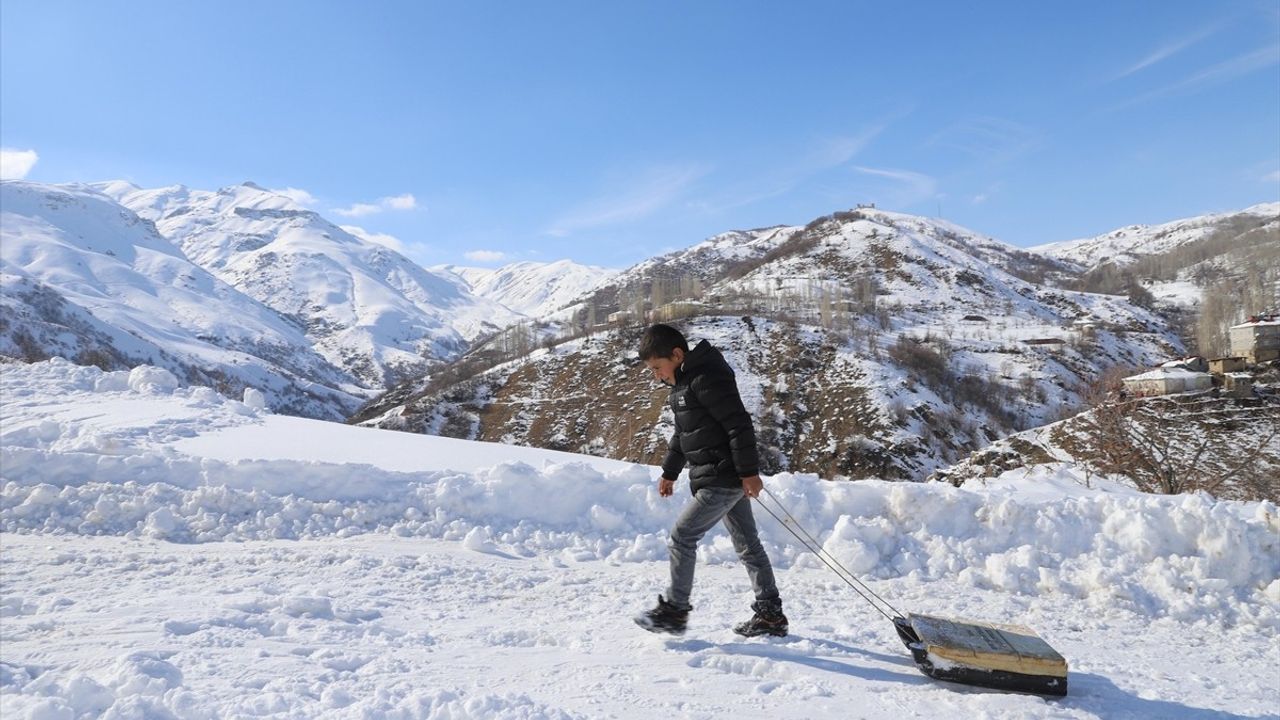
893, 613, 1068, 696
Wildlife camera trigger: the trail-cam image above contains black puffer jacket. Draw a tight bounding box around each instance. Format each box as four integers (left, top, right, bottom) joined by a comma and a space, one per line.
660, 340, 760, 493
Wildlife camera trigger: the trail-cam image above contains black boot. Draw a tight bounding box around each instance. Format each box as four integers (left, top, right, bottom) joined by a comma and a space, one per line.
635, 595, 690, 635
733, 599, 788, 638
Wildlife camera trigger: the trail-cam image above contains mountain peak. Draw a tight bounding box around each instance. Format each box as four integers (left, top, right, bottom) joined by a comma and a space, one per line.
97, 180, 523, 386
443, 259, 619, 317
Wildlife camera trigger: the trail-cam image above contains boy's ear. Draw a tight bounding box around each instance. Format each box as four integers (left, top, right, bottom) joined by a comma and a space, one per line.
671, 347, 685, 364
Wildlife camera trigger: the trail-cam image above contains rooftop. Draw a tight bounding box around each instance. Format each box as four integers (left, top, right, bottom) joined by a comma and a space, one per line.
1125, 367, 1212, 382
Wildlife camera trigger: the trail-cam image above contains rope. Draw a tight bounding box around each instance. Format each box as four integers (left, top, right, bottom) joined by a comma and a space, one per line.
753, 487, 905, 622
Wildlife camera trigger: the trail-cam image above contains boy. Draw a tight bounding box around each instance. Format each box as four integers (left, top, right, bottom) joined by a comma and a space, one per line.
634, 323, 788, 637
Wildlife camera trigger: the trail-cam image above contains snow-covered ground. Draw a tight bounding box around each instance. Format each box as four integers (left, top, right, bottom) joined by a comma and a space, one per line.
2, 359, 1278, 719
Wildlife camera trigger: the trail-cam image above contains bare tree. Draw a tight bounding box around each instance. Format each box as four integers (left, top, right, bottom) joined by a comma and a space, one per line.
1073, 389, 1280, 500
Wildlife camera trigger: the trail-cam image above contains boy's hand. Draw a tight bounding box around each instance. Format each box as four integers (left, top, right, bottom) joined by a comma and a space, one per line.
742, 475, 763, 498
659, 476, 675, 497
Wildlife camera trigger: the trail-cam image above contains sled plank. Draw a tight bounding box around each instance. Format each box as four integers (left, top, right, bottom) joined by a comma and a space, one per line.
908, 613, 1067, 678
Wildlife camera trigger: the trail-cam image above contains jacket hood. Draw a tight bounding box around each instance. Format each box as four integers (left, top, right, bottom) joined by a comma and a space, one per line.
682, 340, 714, 368
677, 340, 730, 381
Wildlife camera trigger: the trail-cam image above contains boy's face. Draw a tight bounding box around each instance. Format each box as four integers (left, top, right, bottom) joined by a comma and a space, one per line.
644, 348, 684, 387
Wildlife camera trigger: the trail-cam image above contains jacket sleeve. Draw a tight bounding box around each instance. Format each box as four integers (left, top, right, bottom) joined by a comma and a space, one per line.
692, 372, 760, 477
661, 430, 685, 479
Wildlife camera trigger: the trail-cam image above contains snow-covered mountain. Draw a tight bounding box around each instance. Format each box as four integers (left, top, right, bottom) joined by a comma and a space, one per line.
623, 225, 806, 284
711, 207, 1112, 319
1034, 202, 1280, 320
355, 206, 1179, 480
95, 181, 522, 387
0, 181, 361, 419
434, 259, 618, 317
1033, 201, 1280, 272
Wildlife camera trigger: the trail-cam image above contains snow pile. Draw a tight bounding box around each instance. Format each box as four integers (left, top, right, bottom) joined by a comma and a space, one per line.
805, 472, 1279, 627
4, 359, 1277, 632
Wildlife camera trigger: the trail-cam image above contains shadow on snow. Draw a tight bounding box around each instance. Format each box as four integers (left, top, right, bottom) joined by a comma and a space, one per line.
666, 635, 1264, 718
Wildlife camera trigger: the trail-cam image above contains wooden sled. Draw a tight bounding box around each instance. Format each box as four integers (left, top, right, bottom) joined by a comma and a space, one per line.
750, 491, 1070, 697
893, 613, 1068, 696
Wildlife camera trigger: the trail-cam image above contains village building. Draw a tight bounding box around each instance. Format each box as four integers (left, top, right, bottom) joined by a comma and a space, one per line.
649, 301, 704, 323
1229, 317, 1280, 363
1161, 356, 1209, 373
1223, 372, 1254, 399
1208, 356, 1249, 374
1121, 367, 1214, 397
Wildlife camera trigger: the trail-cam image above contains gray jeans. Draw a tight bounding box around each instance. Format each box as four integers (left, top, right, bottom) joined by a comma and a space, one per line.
666, 486, 780, 610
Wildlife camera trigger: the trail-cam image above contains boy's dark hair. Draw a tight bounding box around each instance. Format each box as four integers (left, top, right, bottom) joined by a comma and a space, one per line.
638, 323, 689, 360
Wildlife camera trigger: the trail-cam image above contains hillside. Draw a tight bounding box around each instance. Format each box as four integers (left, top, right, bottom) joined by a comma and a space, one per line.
0, 181, 361, 419
95, 181, 522, 387
1033, 201, 1279, 272
354, 207, 1180, 480
1037, 203, 1280, 355
934, 377, 1280, 503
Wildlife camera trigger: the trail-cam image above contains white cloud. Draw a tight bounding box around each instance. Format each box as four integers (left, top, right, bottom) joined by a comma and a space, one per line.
333, 202, 382, 218
854, 166, 938, 208
0, 148, 39, 180
547, 165, 709, 236
695, 120, 898, 216
333, 192, 419, 218
1112, 44, 1280, 110
925, 117, 1040, 164
341, 224, 406, 252
970, 182, 1003, 206
811, 126, 884, 168
1263, 170, 1280, 183
1168, 44, 1280, 92
1113, 22, 1226, 80
270, 187, 318, 206
465, 250, 507, 263
382, 193, 417, 210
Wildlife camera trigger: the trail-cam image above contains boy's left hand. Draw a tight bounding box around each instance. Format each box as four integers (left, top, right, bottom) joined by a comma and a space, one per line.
741, 475, 763, 498
658, 476, 675, 497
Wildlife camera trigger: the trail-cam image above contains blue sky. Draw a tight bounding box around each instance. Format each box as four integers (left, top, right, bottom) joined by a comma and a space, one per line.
2, 1, 1278, 269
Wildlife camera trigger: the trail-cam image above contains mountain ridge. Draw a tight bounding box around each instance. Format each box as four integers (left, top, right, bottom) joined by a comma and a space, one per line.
433, 259, 619, 318
95, 180, 523, 387
1033, 201, 1280, 271
0, 180, 361, 418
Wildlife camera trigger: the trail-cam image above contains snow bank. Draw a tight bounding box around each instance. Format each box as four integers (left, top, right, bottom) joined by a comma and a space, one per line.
3, 359, 1278, 630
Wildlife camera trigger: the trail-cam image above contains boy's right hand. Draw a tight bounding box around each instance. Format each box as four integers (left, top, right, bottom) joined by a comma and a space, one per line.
658, 476, 675, 497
